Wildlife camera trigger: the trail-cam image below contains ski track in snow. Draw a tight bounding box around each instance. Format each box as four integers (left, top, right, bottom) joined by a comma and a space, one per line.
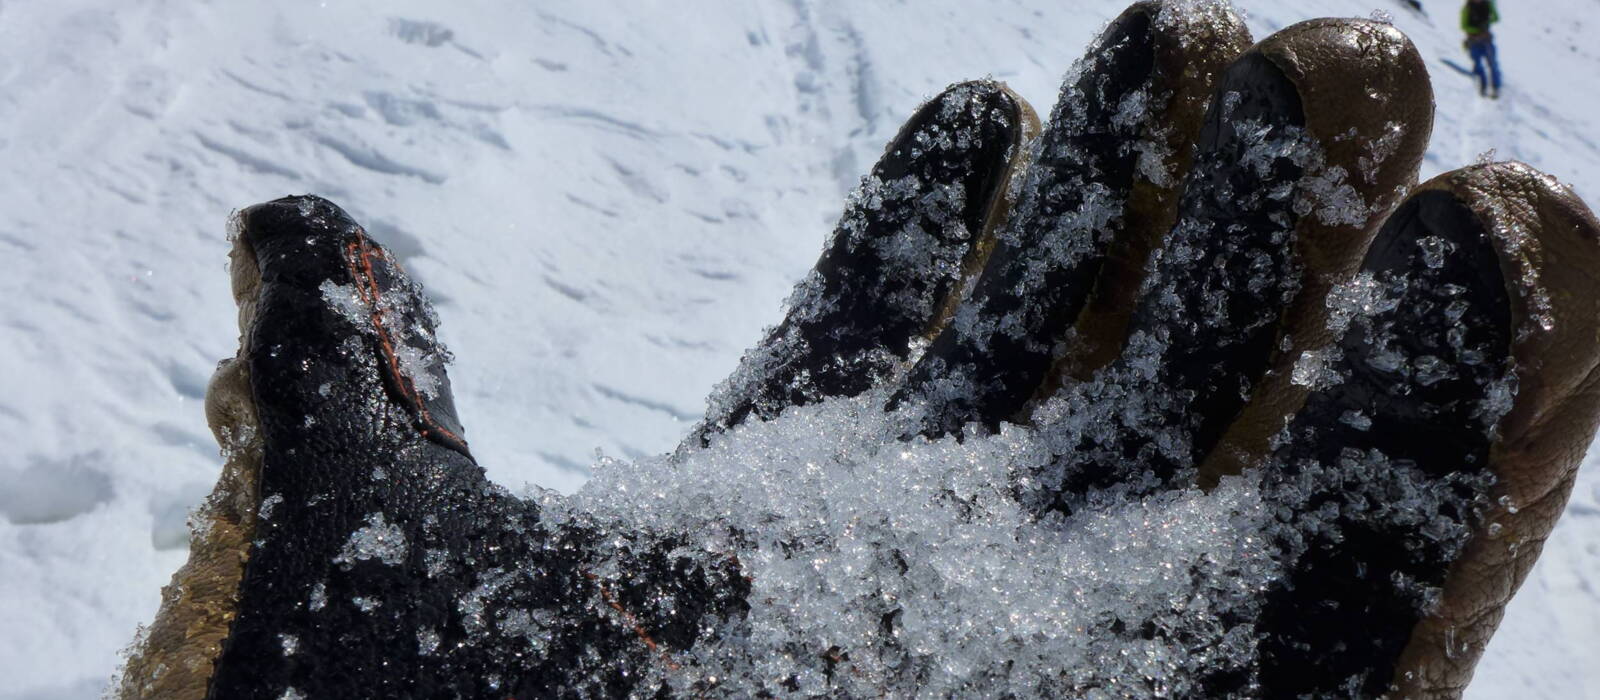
0, 1, 1596, 697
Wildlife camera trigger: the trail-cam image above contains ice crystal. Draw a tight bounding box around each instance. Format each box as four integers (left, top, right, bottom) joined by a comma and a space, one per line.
318, 280, 368, 328
567, 392, 1280, 696
1292, 348, 1344, 389
258, 493, 284, 521
418, 628, 441, 656
333, 512, 408, 568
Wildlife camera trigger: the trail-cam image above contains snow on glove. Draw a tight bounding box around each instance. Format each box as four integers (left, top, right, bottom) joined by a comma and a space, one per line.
119, 2, 1600, 698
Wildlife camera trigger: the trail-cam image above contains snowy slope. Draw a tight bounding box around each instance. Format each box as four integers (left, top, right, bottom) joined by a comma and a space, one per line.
0, 1, 1596, 697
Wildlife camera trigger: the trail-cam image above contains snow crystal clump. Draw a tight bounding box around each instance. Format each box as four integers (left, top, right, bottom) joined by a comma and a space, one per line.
320, 248, 455, 400
1324, 271, 1393, 335
1340, 410, 1373, 431
392, 339, 443, 398
1476, 166, 1566, 333
418, 628, 442, 656
1477, 373, 1519, 431
1291, 348, 1345, 389
1359, 121, 1406, 185
565, 391, 1280, 696
1297, 163, 1369, 227
258, 493, 284, 521
333, 512, 408, 568
319, 280, 368, 328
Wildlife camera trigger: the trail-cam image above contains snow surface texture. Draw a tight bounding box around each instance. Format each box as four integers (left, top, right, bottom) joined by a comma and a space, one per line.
0, 0, 1597, 697
564, 396, 1287, 696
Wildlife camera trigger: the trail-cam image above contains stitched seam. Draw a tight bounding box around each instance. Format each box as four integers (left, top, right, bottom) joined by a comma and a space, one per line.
344, 233, 678, 668
582, 570, 681, 670
343, 237, 468, 448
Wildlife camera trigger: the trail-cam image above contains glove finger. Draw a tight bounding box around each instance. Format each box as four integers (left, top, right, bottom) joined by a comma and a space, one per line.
1198, 21, 1438, 487
890, 0, 1251, 438
1030, 19, 1431, 510
123, 197, 491, 695
690, 80, 1038, 443
1044, 0, 1257, 390
1252, 163, 1600, 698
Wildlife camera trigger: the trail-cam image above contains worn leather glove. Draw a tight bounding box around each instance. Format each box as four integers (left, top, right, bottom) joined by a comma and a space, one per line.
119, 2, 1600, 698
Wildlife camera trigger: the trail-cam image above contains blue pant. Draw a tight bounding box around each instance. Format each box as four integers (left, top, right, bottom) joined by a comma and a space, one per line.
1470, 40, 1502, 93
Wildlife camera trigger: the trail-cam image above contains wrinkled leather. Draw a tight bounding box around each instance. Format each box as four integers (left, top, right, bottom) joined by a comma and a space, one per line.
1391, 164, 1600, 697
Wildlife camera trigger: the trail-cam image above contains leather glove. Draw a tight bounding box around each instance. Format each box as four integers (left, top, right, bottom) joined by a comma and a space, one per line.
118, 2, 1600, 698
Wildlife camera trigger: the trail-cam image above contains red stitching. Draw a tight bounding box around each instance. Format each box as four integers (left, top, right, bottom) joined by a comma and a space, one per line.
344, 233, 680, 668
582, 570, 682, 670
343, 236, 468, 449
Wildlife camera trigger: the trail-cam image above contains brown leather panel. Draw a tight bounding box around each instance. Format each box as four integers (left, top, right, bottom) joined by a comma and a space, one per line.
1198, 19, 1434, 487
117, 356, 262, 700
1391, 163, 1600, 697
116, 229, 268, 700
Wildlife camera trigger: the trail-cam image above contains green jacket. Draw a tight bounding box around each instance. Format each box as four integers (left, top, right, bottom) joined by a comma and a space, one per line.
1462, 1, 1499, 35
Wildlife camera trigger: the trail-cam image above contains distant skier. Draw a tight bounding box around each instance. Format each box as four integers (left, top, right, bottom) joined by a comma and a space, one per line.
1462, 0, 1502, 98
